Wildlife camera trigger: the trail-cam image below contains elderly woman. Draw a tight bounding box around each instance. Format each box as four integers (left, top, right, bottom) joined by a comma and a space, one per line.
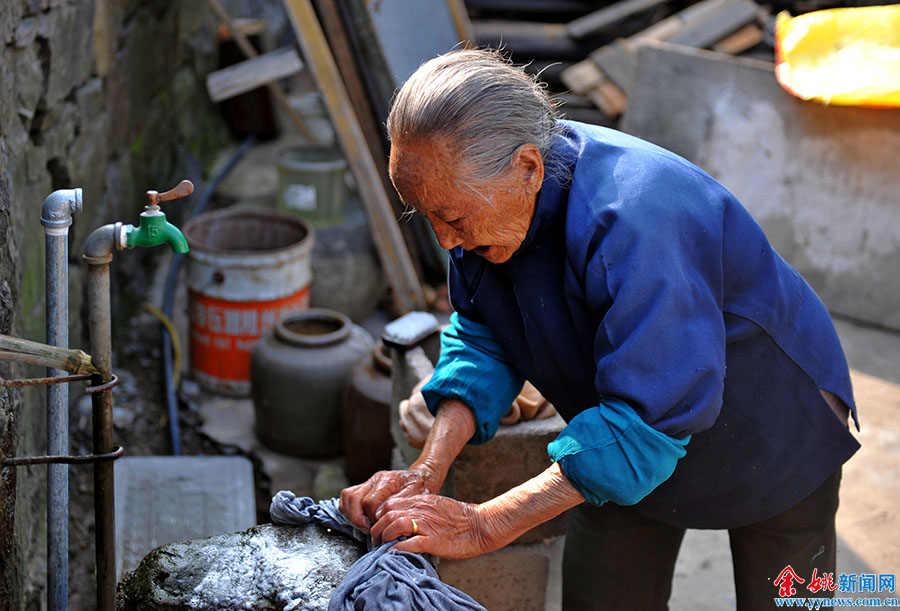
339, 49, 859, 609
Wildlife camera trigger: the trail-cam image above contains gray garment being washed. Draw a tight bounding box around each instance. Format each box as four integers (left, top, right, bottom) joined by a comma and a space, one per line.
270, 491, 486, 611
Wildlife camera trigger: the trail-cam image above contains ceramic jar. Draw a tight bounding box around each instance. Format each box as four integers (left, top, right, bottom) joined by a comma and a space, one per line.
250, 308, 373, 457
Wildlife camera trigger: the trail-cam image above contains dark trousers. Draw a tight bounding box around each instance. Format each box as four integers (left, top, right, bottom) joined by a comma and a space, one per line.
562, 469, 842, 610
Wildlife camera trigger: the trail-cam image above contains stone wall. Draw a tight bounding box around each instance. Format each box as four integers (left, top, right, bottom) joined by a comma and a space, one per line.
1, 170, 19, 610
0, 0, 277, 607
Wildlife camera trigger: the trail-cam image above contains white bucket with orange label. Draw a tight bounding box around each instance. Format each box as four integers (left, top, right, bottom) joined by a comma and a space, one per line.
183, 208, 314, 395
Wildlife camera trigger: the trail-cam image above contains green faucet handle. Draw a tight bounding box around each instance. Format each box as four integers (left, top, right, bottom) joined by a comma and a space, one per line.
146, 180, 194, 208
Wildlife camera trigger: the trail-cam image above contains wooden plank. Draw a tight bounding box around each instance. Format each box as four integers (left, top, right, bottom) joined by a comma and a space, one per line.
205, 0, 319, 143
559, 59, 627, 118
206, 47, 304, 103
313, 0, 389, 173
560, 0, 763, 119
633, 0, 732, 42
472, 19, 585, 60
588, 80, 628, 118
348, 0, 472, 89
567, 0, 667, 40
215, 17, 266, 40
281, 0, 426, 313
712, 22, 764, 54
589, 39, 639, 93
560, 58, 606, 95
562, 0, 730, 100
558, 91, 622, 125
666, 0, 760, 48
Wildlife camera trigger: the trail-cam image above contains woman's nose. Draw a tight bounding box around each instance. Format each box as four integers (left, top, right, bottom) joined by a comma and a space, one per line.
431, 220, 462, 250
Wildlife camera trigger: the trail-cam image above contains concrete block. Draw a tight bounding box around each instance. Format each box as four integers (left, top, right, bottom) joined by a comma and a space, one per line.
389, 344, 439, 467
437, 537, 564, 611
621, 41, 900, 331
453, 415, 568, 543
453, 415, 566, 503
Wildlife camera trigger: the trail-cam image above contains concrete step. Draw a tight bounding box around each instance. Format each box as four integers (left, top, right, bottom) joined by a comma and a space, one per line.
114, 455, 256, 579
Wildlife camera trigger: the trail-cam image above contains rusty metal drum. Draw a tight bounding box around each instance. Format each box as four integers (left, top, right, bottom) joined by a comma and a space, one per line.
250, 308, 373, 457
183, 208, 314, 396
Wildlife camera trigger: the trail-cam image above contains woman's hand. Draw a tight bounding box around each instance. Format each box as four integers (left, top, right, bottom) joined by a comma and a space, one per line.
398, 376, 435, 449
340, 398, 478, 532
370, 463, 586, 559
339, 468, 437, 532
369, 494, 498, 559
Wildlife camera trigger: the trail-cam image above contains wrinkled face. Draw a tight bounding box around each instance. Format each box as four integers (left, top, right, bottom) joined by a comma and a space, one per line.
389, 138, 544, 264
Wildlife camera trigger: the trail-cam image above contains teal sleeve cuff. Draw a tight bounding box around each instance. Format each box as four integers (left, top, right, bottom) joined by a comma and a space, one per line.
421, 312, 525, 445
548, 398, 690, 506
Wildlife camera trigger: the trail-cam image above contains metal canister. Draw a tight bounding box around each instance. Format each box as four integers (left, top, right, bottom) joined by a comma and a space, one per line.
250, 309, 373, 457
183, 208, 314, 396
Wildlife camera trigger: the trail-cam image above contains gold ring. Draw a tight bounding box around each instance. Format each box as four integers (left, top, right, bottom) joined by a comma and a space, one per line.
411, 518, 419, 536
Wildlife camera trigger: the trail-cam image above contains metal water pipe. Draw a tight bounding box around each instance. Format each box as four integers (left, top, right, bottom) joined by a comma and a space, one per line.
41, 188, 82, 611
82, 180, 192, 611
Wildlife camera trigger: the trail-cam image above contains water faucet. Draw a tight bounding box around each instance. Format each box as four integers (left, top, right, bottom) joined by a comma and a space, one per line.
122, 180, 193, 253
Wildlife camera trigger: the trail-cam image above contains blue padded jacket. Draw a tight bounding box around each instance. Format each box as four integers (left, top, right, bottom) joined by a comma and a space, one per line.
422, 120, 859, 529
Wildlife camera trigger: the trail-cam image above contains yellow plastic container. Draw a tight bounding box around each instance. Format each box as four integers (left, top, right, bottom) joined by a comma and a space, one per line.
775, 5, 900, 107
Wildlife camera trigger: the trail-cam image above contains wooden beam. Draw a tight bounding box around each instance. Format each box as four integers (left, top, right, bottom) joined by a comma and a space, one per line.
666, 0, 761, 48
446, 0, 476, 46
312, 0, 389, 169
588, 79, 628, 118
281, 0, 426, 313
567, 0, 667, 40
206, 47, 304, 103
472, 20, 585, 60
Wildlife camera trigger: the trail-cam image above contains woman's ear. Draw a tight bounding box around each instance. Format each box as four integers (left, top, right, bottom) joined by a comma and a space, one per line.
515, 144, 545, 197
